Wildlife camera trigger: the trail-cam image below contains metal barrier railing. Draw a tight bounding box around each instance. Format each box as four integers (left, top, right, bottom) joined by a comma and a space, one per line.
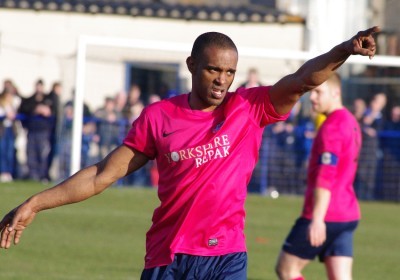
2, 115, 399, 202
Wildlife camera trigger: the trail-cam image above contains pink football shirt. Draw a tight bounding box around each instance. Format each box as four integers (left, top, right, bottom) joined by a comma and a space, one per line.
123, 86, 289, 268
302, 108, 361, 222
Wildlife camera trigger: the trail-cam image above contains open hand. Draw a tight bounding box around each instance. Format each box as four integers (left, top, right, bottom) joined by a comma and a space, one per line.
0, 204, 37, 249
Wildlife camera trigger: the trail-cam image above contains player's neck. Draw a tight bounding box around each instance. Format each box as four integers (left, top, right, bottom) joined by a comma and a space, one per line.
327, 104, 344, 116
188, 92, 218, 112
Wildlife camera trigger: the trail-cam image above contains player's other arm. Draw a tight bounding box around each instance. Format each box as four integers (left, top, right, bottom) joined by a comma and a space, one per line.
0, 144, 149, 249
269, 26, 380, 115
308, 187, 331, 247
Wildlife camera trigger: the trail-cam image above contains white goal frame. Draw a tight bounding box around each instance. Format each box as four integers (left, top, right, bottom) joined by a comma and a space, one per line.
71, 35, 400, 175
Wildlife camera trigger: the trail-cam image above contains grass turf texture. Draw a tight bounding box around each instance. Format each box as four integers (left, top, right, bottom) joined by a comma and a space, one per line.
0, 181, 399, 279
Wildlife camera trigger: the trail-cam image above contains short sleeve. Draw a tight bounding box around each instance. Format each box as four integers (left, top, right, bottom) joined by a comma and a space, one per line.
236, 86, 290, 127
314, 123, 342, 190
123, 107, 157, 159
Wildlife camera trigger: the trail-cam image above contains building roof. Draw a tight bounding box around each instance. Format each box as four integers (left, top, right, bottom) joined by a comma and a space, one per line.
0, 0, 305, 24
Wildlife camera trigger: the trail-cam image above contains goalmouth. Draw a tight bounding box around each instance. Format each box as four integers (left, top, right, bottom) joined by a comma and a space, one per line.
71, 35, 400, 175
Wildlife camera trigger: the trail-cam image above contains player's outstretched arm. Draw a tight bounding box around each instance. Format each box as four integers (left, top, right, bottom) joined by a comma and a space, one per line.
0, 144, 149, 249
269, 26, 380, 115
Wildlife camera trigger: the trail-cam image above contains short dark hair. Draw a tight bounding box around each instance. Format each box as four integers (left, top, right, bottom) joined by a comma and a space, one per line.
191, 32, 238, 60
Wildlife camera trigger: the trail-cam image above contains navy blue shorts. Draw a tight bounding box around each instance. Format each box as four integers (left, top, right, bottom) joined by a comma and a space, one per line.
282, 217, 358, 262
140, 252, 247, 280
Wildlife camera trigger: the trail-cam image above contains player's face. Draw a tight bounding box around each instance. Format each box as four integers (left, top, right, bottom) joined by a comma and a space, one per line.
187, 46, 238, 111
309, 82, 332, 114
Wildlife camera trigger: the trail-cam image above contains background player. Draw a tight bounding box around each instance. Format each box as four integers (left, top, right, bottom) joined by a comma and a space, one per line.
276, 73, 362, 280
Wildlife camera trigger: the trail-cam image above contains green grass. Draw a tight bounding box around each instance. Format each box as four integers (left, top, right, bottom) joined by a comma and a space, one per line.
0, 181, 399, 279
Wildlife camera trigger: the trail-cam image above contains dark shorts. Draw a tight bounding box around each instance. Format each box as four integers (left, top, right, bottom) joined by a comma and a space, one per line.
140, 252, 247, 280
282, 217, 359, 262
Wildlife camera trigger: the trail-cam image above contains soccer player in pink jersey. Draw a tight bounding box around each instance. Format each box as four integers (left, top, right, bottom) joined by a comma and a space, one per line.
1, 27, 379, 279
275, 73, 362, 280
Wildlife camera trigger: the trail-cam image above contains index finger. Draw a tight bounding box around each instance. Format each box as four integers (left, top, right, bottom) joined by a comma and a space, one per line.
360, 26, 381, 37
1, 226, 16, 249
0, 214, 11, 231
0, 223, 11, 248
0, 212, 20, 249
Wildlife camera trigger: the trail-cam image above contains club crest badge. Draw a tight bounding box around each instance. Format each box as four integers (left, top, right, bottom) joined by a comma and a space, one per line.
213, 121, 224, 133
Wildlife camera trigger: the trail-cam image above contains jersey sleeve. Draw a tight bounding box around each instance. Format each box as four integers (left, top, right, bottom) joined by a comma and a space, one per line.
123, 107, 157, 159
236, 86, 290, 127
314, 122, 342, 191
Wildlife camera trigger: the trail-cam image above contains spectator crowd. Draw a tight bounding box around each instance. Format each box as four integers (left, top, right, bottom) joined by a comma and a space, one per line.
1, 74, 399, 201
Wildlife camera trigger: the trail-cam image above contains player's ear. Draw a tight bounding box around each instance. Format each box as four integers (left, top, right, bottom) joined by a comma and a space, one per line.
186, 56, 195, 74
333, 87, 341, 98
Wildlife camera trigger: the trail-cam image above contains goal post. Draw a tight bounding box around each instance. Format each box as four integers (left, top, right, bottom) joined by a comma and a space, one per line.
71, 35, 400, 175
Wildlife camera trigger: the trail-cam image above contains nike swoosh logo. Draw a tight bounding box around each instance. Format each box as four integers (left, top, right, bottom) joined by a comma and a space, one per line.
162, 128, 187, 137
163, 131, 176, 137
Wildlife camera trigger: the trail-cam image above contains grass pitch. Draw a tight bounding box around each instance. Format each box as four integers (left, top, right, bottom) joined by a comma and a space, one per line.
0, 181, 399, 279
